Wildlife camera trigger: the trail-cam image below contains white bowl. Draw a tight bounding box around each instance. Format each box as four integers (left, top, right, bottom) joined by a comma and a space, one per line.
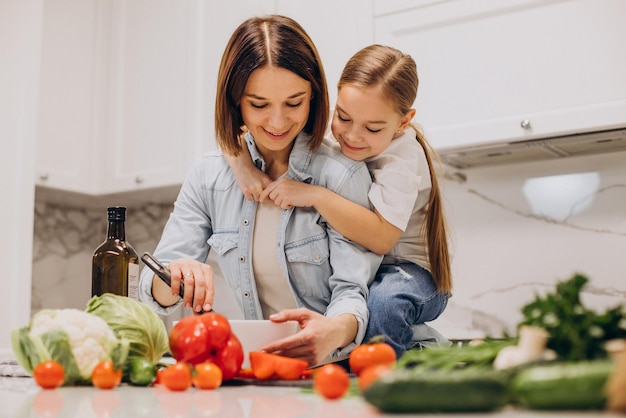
229, 320, 299, 368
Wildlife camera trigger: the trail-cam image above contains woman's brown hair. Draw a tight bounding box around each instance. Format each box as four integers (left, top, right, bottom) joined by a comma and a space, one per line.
215, 15, 329, 155
338, 44, 453, 295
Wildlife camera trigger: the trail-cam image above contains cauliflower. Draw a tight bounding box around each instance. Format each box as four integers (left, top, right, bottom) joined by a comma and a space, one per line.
11, 309, 129, 385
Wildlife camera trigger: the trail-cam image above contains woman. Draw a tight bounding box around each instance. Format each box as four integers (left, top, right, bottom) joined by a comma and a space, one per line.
139, 15, 381, 366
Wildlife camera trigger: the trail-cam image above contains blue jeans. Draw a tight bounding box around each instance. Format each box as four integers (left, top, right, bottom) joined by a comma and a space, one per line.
364, 262, 449, 358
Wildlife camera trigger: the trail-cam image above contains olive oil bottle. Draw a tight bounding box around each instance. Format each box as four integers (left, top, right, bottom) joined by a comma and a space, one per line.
92, 206, 139, 300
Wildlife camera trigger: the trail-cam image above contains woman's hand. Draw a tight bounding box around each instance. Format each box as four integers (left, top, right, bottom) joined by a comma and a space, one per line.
259, 308, 358, 367
154, 258, 215, 313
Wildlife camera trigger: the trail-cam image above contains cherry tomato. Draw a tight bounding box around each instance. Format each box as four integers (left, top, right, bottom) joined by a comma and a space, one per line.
358, 364, 392, 392
160, 362, 193, 391
313, 364, 350, 400
154, 366, 166, 385
349, 341, 396, 375
193, 362, 223, 389
33, 360, 65, 389
91, 360, 123, 390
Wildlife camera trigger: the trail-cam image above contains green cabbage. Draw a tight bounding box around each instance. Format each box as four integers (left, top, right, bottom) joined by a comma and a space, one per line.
86, 293, 169, 363
11, 308, 129, 385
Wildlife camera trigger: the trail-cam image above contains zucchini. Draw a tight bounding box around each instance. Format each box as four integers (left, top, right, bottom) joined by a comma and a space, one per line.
363, 367, 510, 413
511, 360, 614, 410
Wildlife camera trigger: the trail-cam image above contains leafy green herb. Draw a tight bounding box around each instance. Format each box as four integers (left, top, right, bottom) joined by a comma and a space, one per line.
519, 273, 626, 361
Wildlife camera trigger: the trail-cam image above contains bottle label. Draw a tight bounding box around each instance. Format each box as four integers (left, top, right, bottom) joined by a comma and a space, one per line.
128, 262, 140, 301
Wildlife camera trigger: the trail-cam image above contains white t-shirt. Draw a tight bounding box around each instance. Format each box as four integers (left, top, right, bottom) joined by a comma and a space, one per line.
366, 129, 431, 270
252, 200, 298, 318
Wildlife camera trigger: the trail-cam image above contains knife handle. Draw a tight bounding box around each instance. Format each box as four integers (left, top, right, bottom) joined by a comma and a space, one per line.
141, 252, 185, 299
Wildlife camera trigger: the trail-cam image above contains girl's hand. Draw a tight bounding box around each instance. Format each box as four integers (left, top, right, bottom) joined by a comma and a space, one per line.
167, 258, 215, 313
259, 308, 357, 367
260, 178, 322, 210
235, 164, 272, 201
224, 146, 271, 201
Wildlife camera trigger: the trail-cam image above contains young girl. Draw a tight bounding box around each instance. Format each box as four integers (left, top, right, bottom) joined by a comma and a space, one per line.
228, 44, 452, 358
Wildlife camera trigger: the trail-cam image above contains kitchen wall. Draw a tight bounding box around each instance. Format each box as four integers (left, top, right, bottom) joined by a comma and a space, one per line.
31, 149, 626, 340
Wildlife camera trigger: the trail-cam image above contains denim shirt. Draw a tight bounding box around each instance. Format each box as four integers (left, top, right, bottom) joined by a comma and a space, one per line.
139, 132, 382, 357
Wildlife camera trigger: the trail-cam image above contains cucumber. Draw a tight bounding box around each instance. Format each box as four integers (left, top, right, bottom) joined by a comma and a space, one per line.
363, 367, 511, 413
511, 360, 613, 410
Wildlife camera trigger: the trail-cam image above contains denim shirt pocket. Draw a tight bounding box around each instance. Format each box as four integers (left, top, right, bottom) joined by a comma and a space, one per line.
207, 232, 238, 256
284, 235, 331, 299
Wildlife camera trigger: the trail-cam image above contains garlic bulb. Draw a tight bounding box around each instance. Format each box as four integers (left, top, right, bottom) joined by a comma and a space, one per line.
494, 325, 556, 370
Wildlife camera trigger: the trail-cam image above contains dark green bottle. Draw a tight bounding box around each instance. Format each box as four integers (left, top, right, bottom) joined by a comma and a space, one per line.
91, 206, 139, 299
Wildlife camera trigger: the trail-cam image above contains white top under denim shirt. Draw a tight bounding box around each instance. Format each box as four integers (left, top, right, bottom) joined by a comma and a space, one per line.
139, 131, 382, 359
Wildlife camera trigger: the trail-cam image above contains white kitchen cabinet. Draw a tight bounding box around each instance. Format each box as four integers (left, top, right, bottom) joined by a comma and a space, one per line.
36, 0, 210, 195
1, 0, 42, 360
36, 0, 374, 196
374, 0, 626, 150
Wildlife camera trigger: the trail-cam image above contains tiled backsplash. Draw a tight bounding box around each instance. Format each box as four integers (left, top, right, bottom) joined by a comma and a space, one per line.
32, 150, 626, 340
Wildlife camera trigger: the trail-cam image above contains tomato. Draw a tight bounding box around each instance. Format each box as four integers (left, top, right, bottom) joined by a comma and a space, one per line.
160, 362, 193, 391
169, 311, 238, 376
33, 360, 65, 389
349, 340, 396, 375
357, 364, 392, 392
210, 333, 244, 381
169, 315, 210, 365
154, 367, 166, 385
193, 362, 223, 389
91, 360, 123, 389
313, 364, 350, 400
199, 312, 231, 351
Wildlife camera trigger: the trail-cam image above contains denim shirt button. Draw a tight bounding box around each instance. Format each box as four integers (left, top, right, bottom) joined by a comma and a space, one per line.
243, 291, 250, 298
243, 219, 249, 226
239, 256, 245, 262
314, 254, 320, 261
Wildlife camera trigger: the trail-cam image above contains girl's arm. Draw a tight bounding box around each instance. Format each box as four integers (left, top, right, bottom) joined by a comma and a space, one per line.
261, 178, 402, 255
223, 146, 272, 201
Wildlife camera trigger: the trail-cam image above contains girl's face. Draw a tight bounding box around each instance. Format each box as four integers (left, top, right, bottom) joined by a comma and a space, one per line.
331, 85, 412, 161
240, 65, 312, 158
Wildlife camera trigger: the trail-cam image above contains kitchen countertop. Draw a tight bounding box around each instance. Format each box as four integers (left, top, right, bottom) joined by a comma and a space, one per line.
1, 376, 623, 418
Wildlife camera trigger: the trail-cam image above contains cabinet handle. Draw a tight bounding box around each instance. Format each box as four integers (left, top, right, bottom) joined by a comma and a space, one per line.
135, 176, 144, 184
520, 119, 531, 129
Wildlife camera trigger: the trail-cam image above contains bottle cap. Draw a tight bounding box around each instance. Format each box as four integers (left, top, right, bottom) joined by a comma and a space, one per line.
107, 206, 126, 221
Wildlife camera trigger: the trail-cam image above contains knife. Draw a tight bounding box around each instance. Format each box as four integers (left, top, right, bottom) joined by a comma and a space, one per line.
141, 252, 185, 299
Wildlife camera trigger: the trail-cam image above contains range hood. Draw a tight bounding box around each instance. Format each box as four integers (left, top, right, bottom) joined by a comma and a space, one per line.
438, 127, 626, 169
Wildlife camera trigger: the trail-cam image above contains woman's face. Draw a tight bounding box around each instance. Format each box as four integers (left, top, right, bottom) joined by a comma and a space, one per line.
331, 85, 406, 161
240, 65, 312, 157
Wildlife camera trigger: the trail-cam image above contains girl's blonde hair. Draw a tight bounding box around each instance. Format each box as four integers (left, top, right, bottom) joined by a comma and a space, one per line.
215, 15, 329, 155
338, 44, 452, 295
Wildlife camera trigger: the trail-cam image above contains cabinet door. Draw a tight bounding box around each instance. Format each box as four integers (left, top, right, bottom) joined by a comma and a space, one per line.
374, 0, 626, 150
101, 0, 198, 193
36, 0, 99, 193
36, 0, 207, 195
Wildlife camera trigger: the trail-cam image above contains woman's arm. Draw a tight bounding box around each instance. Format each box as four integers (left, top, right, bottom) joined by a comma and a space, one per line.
261, 178, 402, 255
